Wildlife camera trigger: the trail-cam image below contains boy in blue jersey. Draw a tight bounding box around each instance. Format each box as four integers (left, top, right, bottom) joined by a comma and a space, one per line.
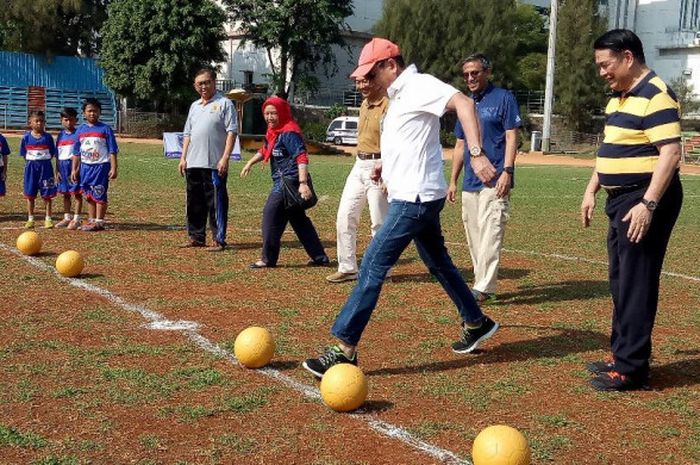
0, 133, 10, 197
20, 111, 57, 229
71, 98, 118, 232
55, 107, 83, 230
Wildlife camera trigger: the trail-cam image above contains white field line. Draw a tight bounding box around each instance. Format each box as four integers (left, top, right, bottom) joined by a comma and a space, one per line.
0, 242, 470, 465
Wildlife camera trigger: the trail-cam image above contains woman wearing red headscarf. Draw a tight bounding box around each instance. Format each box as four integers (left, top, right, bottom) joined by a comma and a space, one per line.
240, 96, 329, 268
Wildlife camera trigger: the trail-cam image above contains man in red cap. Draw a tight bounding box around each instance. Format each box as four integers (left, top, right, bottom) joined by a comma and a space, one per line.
303, 37, 499, 378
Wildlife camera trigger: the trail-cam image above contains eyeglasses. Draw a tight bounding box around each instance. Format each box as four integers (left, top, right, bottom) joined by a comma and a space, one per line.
463, 70, 484, 79
194, 79, 213, 87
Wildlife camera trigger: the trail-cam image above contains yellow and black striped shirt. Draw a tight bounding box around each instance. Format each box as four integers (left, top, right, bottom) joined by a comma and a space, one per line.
596, 71, 681, 187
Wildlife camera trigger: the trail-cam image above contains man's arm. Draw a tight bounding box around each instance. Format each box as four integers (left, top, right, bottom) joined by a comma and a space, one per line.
448, 138, 465, 203
217, 132, 236, 177
109, 153, 118, 180
581, 170, 601, 228
446, 93, 496, 185
495, 128, 518, 198
178, 135, 190, 177
622, 142, 681, 243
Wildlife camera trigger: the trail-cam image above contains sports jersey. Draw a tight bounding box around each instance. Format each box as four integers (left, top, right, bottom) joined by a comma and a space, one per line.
73, 121, 119, 165
0, 134, 10, 167
56, 129, 79, 161
20, 132, 56, 161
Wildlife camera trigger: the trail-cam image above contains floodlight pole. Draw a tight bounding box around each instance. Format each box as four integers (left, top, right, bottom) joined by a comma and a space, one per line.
542, 0, 558, 153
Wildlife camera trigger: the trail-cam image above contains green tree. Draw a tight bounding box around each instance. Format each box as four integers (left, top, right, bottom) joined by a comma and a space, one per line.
554, 0, 607, 132
224, 0, 354, 99
0, 0, 107, 56
99, 0, 226, 112
375, 0, 547, 92
669, 76, 700, 118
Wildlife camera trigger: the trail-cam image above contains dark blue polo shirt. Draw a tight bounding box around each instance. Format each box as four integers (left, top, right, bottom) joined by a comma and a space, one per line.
454, 83, 521, 191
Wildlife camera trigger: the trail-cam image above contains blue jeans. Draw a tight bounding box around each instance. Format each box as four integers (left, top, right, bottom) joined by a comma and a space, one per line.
331, 197, 484, 346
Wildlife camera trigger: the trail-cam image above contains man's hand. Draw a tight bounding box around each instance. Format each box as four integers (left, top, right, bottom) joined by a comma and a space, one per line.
70, 170, 79, 184
217, 157, 229, 177
370, 162, 382, 183
495, 171, 511, 198
178, 158, 187, 177
622, 203, 653, 243
470, 156, 496, 185
109, 166, 118, 180
447, 181, 458, 203
580, 191, 596, 228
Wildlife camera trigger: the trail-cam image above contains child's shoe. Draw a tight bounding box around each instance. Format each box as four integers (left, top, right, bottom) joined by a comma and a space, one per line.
66, 219, 81, 230
24, 219, 35, 229
55, 218, 71, 228
44, 218, 54, 229
81, 221, 104, 232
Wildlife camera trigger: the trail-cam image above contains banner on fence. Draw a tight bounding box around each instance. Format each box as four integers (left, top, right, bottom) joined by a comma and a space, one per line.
163, 132, 241, 160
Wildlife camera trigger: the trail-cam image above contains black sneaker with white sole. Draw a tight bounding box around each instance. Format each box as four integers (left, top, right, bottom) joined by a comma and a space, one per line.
302, 345, 357, 378
451, 316, 499, 354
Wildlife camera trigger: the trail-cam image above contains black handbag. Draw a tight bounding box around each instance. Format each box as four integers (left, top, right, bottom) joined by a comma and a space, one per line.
280, 174, 318, 211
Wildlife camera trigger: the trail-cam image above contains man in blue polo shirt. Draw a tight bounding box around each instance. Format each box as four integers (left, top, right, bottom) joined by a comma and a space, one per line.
178, 68, 237, 251
448, 53, 521, 304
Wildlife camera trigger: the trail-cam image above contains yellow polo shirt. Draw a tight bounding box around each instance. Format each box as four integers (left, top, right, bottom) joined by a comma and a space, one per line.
357, 95, 388, 154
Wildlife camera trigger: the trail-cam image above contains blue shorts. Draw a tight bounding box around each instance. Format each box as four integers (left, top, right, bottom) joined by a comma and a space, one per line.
57, 159, 80, 195
80, 163, 110, 204
0, 166, 5, 196
24, 159, 57, 200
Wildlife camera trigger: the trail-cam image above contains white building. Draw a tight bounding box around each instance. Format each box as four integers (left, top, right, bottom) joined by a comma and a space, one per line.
603, 0, 700, 95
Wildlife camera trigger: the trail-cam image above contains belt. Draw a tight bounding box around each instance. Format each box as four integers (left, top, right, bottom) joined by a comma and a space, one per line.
357, 151, 381, 160
604, 182, 648, 199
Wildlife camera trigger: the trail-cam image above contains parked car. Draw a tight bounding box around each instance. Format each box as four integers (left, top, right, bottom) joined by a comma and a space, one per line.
325, 116, 359, 145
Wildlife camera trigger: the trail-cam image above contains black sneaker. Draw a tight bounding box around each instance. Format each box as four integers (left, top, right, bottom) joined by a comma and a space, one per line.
590, 371, 650, 392
451, 316, 499, 354
587, 356, 615, 375
302, 345, 357, 378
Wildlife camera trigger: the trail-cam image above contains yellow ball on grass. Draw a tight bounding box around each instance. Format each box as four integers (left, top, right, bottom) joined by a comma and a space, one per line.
55, 250, 84, 278
234, 326, 276, 368
320, 363, 368, 412
472, 425, 531, 465
16, 231, 42, 256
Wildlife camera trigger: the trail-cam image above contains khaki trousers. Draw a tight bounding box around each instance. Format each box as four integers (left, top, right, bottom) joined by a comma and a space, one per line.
461, 188, 509, 294
336, 158, 389, 273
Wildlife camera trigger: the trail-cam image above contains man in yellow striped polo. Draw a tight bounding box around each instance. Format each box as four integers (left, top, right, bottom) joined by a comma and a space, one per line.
581, 29, 683, 391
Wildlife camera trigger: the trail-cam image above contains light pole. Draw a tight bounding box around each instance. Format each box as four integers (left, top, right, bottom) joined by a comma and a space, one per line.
542, 0, 558, 153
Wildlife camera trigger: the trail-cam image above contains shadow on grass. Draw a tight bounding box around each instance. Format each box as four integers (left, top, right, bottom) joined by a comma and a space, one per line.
267, 360, 300, 371
366, 326, 608, 377
357, 399, 394, 413
652, 358, 700, 389
377, 266, 528, 285
496, 280, 610, 305
36, 251, 58, 258
109, 222, 185, 231
77, 273, 104, 279
0, 214, 27, 223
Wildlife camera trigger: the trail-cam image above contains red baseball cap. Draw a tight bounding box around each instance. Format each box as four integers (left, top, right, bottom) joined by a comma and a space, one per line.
350, 38, 401, 79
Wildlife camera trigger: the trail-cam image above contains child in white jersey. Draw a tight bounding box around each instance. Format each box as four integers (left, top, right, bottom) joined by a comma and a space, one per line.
55, 107, 83, 229
20, 111, 57, 229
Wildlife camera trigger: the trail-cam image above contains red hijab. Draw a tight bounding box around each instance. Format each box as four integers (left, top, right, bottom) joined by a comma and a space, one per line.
261, 96, 304, 162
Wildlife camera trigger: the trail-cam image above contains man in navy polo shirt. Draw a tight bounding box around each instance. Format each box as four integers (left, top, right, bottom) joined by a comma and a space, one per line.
448, 53, 521, 304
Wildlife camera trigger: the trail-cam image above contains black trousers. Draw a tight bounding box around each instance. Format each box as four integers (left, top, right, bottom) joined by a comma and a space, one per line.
185, 168, 228, 245
605, 174, 682, 379
261, 189, 326, 266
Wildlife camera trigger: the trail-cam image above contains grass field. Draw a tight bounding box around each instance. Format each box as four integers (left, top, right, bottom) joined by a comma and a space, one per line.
1, 136, 699, 465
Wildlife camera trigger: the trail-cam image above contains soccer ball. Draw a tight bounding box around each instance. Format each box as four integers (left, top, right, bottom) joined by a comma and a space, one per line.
55, 250, 84, 277
16, 231, 42, 256
472, 425, 531, 465
234, 326, 275, 368
320, 363, 368, 412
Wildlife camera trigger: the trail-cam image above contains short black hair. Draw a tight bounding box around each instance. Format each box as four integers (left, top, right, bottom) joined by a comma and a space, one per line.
462, 52, 492, 71
593, 29, 645, 65
60, 107, 78, 118
195, 67, 217, 81
28, 110, 45, 119
82, 98, 102, 111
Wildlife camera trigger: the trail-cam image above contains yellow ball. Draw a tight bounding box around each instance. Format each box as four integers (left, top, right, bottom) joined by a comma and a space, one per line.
16, 231, 42, 256
320, 363, 368, 412
55, 250, 84, 278
472, 425, 531, 465
234, 326, 275, 368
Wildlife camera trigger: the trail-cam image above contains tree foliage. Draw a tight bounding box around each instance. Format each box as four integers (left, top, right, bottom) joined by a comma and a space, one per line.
669, 76, 700, 118
224, 0, 353, 99
554, 0, 607, 131
99, 0, 226, 112
374, 0, 547, 91
0, 0, 107, 56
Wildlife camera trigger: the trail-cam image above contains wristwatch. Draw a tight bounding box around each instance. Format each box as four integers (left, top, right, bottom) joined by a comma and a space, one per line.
640, 198, 657, 212
469, 145, 484, 158
503, 166, 514, 175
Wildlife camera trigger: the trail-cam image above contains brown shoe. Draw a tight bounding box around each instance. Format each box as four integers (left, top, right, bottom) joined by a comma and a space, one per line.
326, 271, 358, 283
179, 239, 205, 248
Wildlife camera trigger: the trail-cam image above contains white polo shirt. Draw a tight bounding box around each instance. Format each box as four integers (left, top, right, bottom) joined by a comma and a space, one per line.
183, 92, 237, 169
381, 64, 459, 203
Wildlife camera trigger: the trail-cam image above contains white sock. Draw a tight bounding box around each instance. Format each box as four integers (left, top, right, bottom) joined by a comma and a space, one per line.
95, 218, 104, 224
45, 215, 51, 220
73, 214, 81, 221
64, 213, 71, 220
28, 215, 34, 221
